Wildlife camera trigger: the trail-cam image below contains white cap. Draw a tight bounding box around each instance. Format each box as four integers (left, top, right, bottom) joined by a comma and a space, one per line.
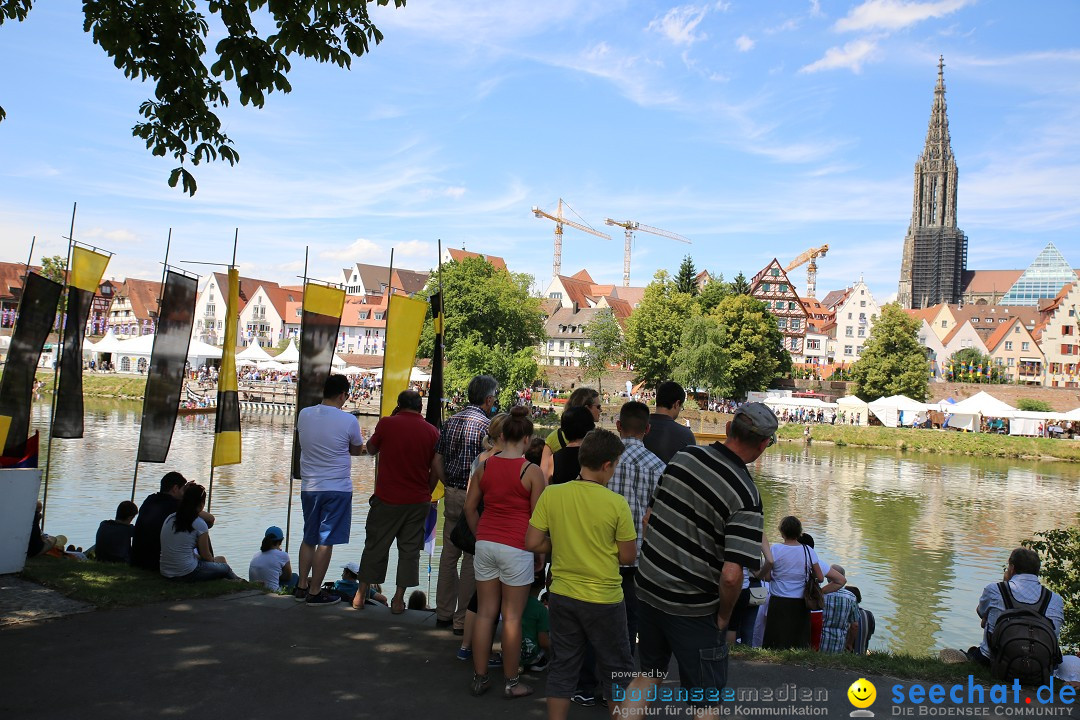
1055, 655, 1080, 683
343, 561, 360, 574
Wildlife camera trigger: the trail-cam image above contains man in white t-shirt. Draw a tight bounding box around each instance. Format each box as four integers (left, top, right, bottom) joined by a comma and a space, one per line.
295, 374, 365, 605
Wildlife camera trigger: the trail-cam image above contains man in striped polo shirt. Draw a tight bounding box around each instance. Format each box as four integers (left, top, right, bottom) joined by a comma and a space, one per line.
631, 402, 776, 704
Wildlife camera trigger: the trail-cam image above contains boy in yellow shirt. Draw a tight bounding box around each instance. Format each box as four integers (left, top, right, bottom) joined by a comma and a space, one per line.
526, 428, 638, 720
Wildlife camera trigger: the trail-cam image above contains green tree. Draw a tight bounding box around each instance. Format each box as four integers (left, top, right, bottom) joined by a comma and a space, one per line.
709, 294, 790, 398
580, 308, 624, 393
849, 304, 929, 401
728, 271, 751, 295
674, 255, 699, 296
1016, 398, 1053, 412
946, 347, 1002, 384
672, 314, 731, 396
0, 1, 404, 195
418, 256, 545, 358
623, 270, 695, 386
696, 273, 728, 314
40, 254, 67, 310
1023, 527, 1080, 652
443, 335, 539, 410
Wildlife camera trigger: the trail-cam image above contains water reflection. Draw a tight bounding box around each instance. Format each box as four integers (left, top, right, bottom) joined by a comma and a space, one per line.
29, 400, 1080, 655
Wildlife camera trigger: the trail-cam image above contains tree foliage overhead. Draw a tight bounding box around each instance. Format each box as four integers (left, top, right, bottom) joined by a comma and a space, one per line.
707, 294, 791, 399
849, 303, 929, 401
0, 0, 405, 195
623, 270, 695, 386
672, 314, 731, 397
674, 255, 699, 296
443, 335, 539, 411
580, 307, 624, 393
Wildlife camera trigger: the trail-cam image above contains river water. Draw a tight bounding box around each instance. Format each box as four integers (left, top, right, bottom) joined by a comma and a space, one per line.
28, 399, 1080, 656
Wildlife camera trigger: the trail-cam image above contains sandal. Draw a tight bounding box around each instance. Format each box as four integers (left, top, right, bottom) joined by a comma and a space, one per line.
470, 673, 491, 696
390, 597, 406, 615
351, 582, 369, 610
503, 675, 533, 699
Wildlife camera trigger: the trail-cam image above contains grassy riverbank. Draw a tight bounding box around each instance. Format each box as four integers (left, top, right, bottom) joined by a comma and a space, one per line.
777, 423, 1080, 462
731, 645, 994, 685
20, 556, 250, 607
14, 370, 149, 399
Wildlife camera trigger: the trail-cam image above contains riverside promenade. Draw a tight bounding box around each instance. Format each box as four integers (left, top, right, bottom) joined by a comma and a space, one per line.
1, 584, 1076, 719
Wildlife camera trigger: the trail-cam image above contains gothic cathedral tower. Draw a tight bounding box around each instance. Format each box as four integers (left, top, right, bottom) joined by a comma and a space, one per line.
898, 57, 968, 309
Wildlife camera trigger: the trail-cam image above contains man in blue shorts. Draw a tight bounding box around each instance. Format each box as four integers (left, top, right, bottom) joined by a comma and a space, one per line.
296, 374, 365, 605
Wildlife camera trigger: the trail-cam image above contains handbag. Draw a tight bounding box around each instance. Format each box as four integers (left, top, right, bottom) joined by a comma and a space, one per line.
802, 544, 824, 611
449, 511, 477, 555
748, 584, 769, 607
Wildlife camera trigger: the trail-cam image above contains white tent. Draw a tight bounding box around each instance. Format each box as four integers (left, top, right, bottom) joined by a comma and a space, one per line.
836, 396, 870, 425
187, 338, 223, 366
237, 340, 274, 363
274, 339, 300, 363
1065, 407, 1080, 422
257, 360, 288, 370
332, 353, 347, 368
117, 333, 156, 355
944, 391, 1017, 432
410, 367, 431, 382
341, 366, 366, 376
85, 328, 125, 355
868, 395, 931, 428
1009, 411, 1071, 437
763, 397, 837, 410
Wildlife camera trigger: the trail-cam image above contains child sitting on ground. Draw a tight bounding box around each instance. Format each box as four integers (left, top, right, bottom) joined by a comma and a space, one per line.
248, 526, 294, 591
330, 563, 388, 605
94, 500, 139, 563
526, 428, 637, 720
407, 590, 429, 611
520, 574, 550, 672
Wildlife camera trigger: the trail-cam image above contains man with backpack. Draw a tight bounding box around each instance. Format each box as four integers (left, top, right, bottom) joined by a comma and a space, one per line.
951, 548, 1065, 685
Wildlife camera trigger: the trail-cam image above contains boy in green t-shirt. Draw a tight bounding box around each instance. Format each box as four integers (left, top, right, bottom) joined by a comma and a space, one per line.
526, 428, 638, 720
521, 575, 550, 670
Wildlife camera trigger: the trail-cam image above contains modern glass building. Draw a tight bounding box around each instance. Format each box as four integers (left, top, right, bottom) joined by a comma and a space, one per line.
998, 242, 1078, 306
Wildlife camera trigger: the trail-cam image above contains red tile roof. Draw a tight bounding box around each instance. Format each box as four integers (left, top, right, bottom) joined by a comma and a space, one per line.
984, 316, 1020, 352
446, 248, 507, 271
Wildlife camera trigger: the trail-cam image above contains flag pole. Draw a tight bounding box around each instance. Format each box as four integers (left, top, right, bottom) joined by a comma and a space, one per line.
131, 230, 171, 502
285, 245, 309, 554
42, 202, 76, 529
379, 249, 394, 411
207, 231, 239, 512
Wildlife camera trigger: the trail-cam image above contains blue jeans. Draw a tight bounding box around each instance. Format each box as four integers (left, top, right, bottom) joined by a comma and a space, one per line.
637, 600, 728, 699
180, 560, 238, 582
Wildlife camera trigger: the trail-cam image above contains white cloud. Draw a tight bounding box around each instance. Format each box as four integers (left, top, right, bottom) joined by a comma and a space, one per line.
81, 227, 139, 244
553, 42, 681, 108
735, 35, 755, 52
799, 39, 880, 74
648, 5, 710, 47
834, 0, 974, 33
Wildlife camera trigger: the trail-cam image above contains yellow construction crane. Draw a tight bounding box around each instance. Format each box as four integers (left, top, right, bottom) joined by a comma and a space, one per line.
785, 244, 829, 298
532, 199, 611, 279
605, 219, 692, 287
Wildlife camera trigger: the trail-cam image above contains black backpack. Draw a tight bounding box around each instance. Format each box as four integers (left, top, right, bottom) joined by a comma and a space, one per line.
988, 582, 1062, 686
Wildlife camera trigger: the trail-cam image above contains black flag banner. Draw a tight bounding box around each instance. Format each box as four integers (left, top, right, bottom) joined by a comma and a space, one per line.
136, 270, 198, 463
53, 246, 111, 438
425, 291, 444, 429
291, 282, 345, 479
0, 272, 63, 457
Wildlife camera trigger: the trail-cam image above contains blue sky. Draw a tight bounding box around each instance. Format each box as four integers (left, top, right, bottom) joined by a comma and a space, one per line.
1, 1, 1078, 303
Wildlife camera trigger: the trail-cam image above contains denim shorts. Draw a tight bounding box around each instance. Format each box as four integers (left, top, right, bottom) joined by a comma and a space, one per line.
301, 491, 353, 546
637, 600, 728, 699
179, 560, 237, 582
473, 540, 533, 586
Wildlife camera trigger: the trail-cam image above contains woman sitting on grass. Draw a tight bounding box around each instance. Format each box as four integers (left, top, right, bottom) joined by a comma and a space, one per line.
159, 483, 239, 582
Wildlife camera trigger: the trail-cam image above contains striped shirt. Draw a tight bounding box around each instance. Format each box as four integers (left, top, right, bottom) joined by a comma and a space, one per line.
434, 405, 490, 489
608, 437, 666, 566
636, 442, 764, 616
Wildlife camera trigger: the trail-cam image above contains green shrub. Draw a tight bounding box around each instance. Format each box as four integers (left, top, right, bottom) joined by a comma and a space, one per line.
1017, 398, 1054, 412
1023, 527, 1080, 652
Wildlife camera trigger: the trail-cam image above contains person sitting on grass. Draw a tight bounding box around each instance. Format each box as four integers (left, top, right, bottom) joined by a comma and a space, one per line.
94, 501, 139, 563
159, 483, 238, 582
526, 428, 638, 720
248, 526, 295, 592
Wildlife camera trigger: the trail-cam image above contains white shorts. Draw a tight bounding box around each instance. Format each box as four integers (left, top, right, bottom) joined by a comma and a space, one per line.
473, 540, 534, 586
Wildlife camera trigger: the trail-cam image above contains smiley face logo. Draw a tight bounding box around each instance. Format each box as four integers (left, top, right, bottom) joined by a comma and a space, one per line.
847, 678, 876, 709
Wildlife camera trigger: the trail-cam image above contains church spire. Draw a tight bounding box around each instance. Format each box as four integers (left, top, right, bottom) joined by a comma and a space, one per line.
921, 55, 954, 168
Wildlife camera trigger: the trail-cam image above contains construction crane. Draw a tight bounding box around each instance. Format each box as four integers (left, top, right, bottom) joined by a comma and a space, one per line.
532, 199, 611, 279
605, 219, 692, 287
785, 244, 829, 298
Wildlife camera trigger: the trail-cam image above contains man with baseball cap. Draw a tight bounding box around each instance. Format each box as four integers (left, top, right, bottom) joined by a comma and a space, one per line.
627, 402, 776, 710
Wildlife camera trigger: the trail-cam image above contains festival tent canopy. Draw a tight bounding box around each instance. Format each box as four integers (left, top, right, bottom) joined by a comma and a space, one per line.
116, 333, 157, 355
257, 360, 288, 370
274, 339, 300, 363
1065, 407, 1080, 422
85, 328, 125, 355
868, 395, 931, 428
763, 396, 837, 410
187, 338, 224, 361
938, 391, 1017, 432
410, 367, 431, 382
236, 340, 274, 363
341, 366, 366, 376
1009, 410, 1072, 436
332, 353, 348, 368
836, 395, 870, 424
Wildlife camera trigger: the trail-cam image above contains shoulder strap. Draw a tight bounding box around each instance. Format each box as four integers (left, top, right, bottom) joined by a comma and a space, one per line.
804, 544, 812, 579
519, 460, 532, 479
998, 582, 1014, 610
1036, 587, 1052, 616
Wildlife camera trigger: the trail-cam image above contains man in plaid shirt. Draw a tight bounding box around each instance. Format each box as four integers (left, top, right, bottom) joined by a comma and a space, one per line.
572, 400, 665, 706
433, 374, 497, 632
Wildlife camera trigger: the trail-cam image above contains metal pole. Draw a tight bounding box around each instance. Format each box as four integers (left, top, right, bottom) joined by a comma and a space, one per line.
207, 230, 239, 513
42, 202, 76, 530
380, 249, 394, 410
285, 246, 309, 554
132, 230, 172, 502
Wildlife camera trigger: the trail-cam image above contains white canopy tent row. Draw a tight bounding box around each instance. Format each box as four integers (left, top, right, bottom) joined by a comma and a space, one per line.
937, 391, 1018, 432
84, 332, 223, 373
836, 395, 870, 425
236, 340, 275, 363
867, 395, 933, 428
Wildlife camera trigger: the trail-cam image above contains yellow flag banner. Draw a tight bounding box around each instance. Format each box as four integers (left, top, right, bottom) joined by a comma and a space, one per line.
68, 246, 111, 294
380, 293, 428, 417
212, 268, 241, 467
